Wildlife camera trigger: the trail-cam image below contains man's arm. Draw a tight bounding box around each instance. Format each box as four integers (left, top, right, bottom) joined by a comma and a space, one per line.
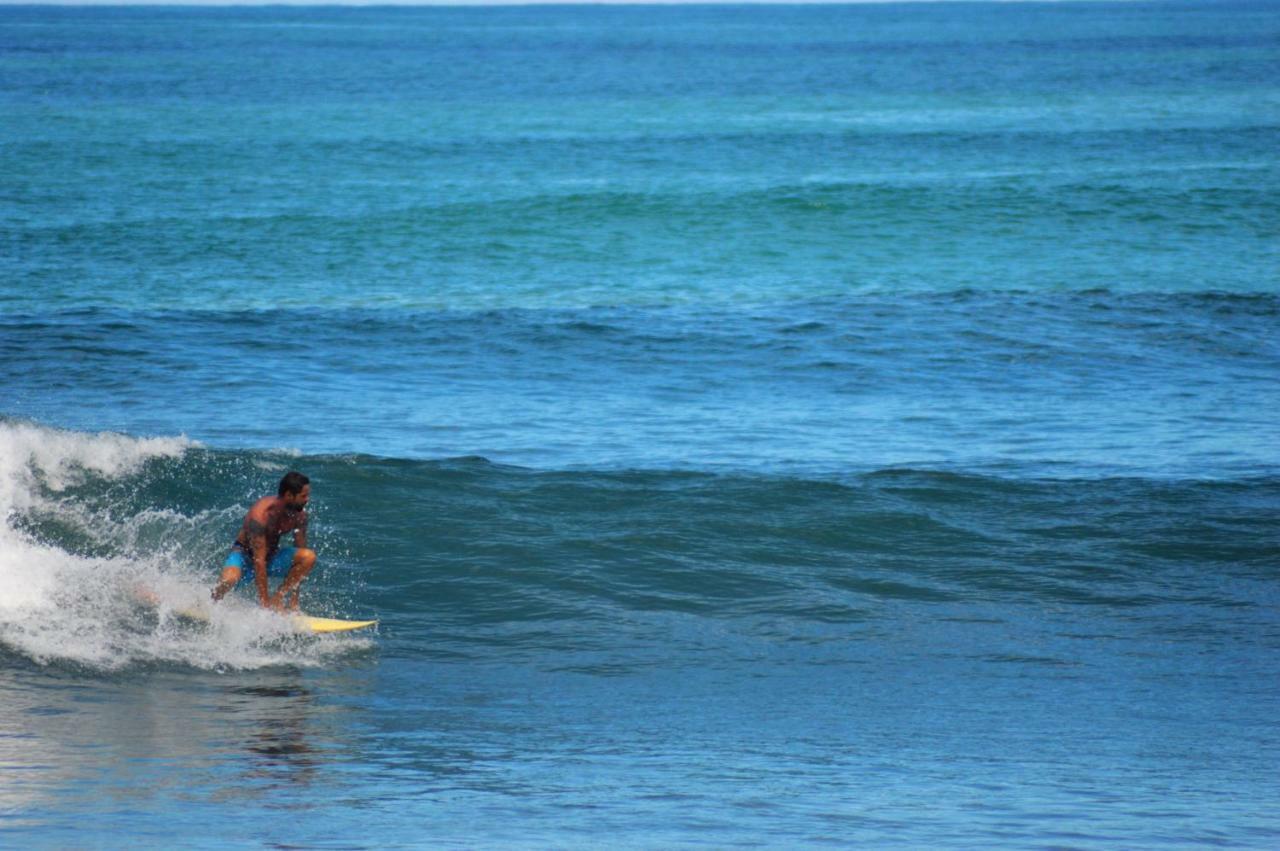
293, 513, 308, 550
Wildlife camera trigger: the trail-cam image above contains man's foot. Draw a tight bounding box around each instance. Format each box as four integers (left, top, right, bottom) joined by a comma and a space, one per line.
133, 584, 161, 607
266, 592, 301, 613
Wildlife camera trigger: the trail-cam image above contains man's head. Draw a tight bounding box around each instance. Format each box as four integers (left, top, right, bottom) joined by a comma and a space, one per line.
278, 471, 311, 513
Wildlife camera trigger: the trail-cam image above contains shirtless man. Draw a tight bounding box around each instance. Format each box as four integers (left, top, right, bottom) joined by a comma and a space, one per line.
212, 471, 317, 611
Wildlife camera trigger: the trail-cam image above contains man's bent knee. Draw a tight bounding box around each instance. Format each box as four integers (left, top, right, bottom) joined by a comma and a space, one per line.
295, 548, 317, 569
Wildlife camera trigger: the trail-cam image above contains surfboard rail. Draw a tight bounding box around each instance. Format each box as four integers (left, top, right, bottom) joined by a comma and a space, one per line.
170, 604, 377, 633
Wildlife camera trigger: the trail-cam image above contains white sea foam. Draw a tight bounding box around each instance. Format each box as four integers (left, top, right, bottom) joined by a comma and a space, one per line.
0, 420, 367, 670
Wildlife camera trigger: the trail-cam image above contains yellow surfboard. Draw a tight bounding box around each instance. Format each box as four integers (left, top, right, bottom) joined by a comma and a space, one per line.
295, 614, 378, 634
174, 605, 377, 634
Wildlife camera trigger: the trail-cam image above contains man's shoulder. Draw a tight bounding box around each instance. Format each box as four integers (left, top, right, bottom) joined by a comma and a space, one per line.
247, 495, 279, 516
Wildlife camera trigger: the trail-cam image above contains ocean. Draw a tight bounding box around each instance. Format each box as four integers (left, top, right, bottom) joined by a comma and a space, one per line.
2, 2, 1279, 846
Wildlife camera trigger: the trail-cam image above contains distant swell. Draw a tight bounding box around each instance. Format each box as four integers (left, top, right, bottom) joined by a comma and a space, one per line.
4, 293, 1277, 477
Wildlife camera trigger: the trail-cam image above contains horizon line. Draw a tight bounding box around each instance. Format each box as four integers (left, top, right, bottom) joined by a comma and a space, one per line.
0, 0, 1173, 7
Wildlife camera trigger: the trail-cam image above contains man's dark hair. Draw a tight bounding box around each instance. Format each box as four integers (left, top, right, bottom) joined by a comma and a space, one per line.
278, 471, 310, 497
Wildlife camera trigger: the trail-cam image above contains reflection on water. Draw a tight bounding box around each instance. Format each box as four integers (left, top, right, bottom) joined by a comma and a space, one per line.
0, 650, 552, 843
227, 683, 321, 789
0, 657, 374, 826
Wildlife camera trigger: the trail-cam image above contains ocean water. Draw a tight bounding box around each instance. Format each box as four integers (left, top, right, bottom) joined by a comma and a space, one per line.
2, 2, 1279, 847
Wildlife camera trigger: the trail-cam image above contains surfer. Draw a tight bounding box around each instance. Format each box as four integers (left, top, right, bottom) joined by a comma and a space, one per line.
212, 471, 317, 611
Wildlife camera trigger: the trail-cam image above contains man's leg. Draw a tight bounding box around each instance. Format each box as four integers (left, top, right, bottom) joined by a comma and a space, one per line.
212, 565, 242, 601
270, 548, 317, 611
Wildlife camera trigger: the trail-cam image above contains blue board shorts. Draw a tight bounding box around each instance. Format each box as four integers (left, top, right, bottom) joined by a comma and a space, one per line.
223, 545, 297, 584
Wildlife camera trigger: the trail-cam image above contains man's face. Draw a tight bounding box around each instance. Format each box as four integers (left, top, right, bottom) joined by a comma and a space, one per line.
285, 484, 310, 514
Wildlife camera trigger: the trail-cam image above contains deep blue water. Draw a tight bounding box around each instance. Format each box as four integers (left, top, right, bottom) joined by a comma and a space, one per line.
2, 2, 1279, 847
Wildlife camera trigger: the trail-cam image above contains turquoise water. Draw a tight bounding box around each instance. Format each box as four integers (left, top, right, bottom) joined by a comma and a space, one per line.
2, 3, 1279, 847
